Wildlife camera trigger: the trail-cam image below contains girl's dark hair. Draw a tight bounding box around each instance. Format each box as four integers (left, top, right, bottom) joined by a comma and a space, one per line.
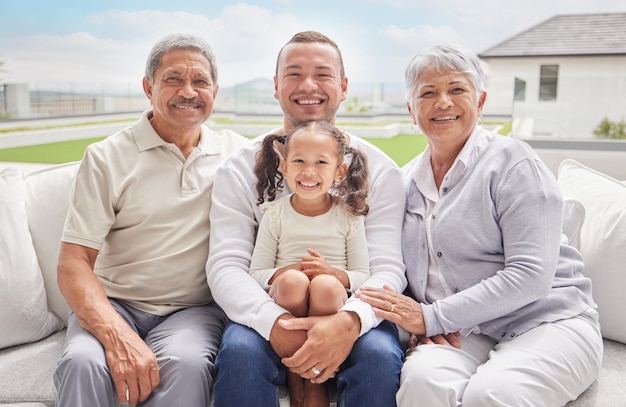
254, 121, 369, 216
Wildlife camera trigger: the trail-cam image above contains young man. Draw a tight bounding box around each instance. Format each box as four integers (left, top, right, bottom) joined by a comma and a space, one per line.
207, 31, 406, 406
54, 34, 248, 407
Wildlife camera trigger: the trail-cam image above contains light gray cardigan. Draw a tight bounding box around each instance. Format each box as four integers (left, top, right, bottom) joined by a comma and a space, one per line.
401, 127, 595, 342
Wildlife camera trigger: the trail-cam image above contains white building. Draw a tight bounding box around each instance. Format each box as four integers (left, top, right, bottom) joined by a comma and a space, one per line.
479, 12, 626, 139
2, 83, 31, 117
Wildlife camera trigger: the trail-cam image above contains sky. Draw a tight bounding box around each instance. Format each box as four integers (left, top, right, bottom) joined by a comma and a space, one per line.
1, 0, 625, 95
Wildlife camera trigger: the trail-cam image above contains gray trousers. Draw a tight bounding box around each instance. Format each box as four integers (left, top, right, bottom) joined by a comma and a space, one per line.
54, 299, 227, 407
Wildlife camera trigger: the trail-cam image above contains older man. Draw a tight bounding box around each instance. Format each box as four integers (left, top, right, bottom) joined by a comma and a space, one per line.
54, 33, 248, 407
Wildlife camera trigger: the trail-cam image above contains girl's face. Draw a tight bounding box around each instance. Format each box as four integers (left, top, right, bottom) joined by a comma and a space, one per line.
280, 128, 347, 207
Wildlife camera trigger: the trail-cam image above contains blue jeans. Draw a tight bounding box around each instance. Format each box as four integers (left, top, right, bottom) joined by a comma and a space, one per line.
213, 320, 403, 407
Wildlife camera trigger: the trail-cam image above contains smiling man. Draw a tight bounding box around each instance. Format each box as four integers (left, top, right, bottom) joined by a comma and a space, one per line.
54, 34, 248, 407
207, 31, 407, 407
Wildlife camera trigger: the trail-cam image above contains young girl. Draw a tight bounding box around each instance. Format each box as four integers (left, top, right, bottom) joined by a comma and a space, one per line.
250, 120, 370, 407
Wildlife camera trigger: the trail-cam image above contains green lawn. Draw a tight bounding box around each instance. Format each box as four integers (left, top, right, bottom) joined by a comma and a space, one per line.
0, 137, 106, 164
0, 133, 428, 167
0, 117, 508, 167
364, 134, 427, 166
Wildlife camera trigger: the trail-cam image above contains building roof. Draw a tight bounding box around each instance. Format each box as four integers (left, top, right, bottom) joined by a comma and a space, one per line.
479, 12, 626, 58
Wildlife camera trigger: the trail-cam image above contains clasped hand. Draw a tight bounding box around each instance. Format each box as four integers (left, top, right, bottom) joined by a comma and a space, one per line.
271, 312, 360, 384
298, 248, 336, 280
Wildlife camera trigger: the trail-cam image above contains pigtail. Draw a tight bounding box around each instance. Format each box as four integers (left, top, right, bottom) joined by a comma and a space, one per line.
254, 134, 285, 205
336, 145, 369, 216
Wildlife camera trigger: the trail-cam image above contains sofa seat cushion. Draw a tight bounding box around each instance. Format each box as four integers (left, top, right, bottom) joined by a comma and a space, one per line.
558, 159, 626, 344
0, 329, 64, 406
565, 339, 626, 406
0, 167, 63, 349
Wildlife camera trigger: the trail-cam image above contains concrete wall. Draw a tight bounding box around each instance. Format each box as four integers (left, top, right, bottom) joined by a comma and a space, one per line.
3, 83, 30, 117
524, 139, 626, 180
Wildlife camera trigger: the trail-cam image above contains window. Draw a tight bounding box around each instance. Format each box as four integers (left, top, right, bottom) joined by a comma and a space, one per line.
514, 77, 526, 101
539, 65, 558, 101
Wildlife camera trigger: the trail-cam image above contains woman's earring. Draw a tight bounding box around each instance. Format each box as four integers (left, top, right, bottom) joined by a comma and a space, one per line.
477, 115, 484, 125
411, 123, 420, 133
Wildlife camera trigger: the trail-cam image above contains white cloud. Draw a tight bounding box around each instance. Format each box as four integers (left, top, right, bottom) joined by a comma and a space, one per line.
1, 0, 625, 95
3, 32, 146, 94
367, 0, 626, 52
380, 24, 465, 50
1, 5, 303, 92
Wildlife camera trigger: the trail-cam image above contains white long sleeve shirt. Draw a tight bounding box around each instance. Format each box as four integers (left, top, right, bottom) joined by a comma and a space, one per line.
207, 131, 406, 340
249, 194, 370, 292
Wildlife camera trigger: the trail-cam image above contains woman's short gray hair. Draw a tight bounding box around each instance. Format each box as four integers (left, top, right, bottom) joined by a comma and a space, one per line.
145, 33, 218, 85
404, 43, 485, 102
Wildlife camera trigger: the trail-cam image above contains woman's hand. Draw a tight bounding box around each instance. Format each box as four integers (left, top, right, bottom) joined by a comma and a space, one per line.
404, 332, 462, 355
355, 285, 426, 335
412, 332, 461, 350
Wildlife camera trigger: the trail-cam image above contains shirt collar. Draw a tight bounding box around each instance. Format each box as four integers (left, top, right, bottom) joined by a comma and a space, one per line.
412, 126, 494, 199
132, 110, 219, 156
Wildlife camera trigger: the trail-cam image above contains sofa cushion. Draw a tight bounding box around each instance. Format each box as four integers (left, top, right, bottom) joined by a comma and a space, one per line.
0, 330, 64, 405
562, 199, 585, 251
0, 167, 63, 349
24, 162, 79, 325
558, 159, 626, 344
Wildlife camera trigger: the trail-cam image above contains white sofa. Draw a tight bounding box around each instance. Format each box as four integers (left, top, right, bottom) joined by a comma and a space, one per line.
1, 149, 625, 406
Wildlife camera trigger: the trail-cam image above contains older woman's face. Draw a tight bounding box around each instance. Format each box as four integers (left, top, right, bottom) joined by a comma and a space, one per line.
409, 68, 485, 145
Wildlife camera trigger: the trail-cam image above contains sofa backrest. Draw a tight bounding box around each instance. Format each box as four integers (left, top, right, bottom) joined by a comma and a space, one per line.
24, 162, 79, 325
532, 147, 626, 180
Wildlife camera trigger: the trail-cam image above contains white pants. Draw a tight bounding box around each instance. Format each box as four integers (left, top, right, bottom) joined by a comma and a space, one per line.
397, 309, 603, 407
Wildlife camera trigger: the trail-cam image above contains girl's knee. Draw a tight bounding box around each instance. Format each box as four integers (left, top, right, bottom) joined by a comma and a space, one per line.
270, 270, 310, 309
309, 275, 346, 315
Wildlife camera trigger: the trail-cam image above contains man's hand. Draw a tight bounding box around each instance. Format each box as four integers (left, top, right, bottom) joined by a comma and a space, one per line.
278, 311, 360, 383
104, 326, 160, 406
57, 242, 160, 405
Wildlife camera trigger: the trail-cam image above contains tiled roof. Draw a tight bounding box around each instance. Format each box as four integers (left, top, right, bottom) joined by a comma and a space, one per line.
479, 12, 626, 57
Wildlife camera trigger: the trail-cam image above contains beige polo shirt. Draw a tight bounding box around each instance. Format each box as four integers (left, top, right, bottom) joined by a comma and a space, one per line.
62, 110, 248, 315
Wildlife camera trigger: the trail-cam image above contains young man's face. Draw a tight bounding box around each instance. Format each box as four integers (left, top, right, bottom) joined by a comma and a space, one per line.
274, 42, 348, 132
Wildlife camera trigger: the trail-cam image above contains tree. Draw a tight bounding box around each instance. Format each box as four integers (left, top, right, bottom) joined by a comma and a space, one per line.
593, 117, 626, 140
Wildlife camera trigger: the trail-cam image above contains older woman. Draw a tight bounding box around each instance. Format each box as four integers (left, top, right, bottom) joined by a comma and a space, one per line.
355, 44, 603, 406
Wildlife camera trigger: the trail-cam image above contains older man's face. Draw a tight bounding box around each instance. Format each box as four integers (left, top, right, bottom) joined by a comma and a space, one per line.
143, 49, 218, 135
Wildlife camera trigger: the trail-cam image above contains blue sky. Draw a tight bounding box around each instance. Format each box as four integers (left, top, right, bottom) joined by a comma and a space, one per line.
1, 0, 625, 94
